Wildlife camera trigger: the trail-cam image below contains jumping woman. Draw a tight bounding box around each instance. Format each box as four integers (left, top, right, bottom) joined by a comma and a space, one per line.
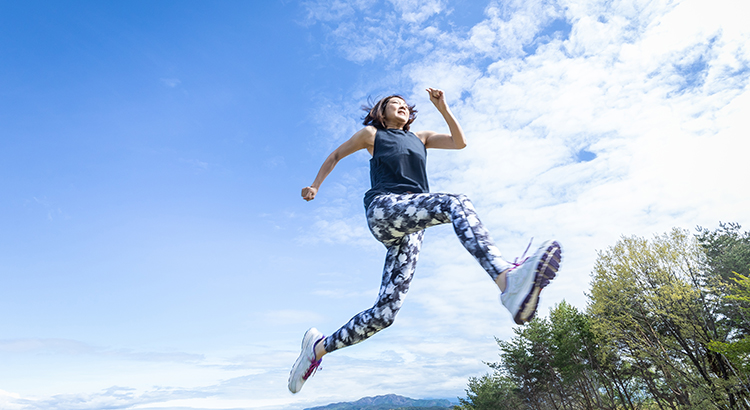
288, 88, 562, 393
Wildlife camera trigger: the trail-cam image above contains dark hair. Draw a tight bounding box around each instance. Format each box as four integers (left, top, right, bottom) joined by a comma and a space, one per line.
361, 95, 417, 131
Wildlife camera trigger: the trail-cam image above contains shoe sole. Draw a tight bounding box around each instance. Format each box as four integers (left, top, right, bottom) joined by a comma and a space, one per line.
514, 241, 561, 325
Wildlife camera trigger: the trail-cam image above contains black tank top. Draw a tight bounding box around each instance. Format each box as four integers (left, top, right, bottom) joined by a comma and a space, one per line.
363, 128, 429, 209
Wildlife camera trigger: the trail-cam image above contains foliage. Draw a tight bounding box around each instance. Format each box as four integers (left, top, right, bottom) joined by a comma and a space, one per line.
708, 271, 750, 374
458, 301, 636, 409
457, 224, 750, 410
588, 228, 750, 409
453, 373, 523, 410
696, 222, 750, 284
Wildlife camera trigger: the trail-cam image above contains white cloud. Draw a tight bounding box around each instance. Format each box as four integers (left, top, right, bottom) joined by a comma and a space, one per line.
0, 338, 205, 363
297, 0, 750, 396
0, 390, 23, 410
303, 0, 457, 64
467, 0, 565, 58
263, 309, 325, 325
9, 1, 747, 409
388, 0, 445, 24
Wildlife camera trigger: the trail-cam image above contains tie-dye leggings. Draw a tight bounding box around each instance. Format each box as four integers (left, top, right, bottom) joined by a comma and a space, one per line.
323, 192, 513, 353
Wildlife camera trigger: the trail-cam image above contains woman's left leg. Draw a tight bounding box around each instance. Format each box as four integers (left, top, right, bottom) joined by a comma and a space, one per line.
323, 230, 423, 353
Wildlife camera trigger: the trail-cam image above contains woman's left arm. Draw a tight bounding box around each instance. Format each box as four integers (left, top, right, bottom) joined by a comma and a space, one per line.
417, 88, 467, 150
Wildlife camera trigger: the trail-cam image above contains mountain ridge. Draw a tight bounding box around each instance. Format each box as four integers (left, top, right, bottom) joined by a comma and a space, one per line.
303, 393, 454, 410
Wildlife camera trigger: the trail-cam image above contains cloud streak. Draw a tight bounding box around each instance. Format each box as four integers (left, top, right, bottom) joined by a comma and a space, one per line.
0, 338, 205, 363
5, 1, 748, 409
295, 0, 750, 401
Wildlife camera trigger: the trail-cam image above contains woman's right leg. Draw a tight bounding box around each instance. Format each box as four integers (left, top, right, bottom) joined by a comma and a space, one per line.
366, 193, 561, 325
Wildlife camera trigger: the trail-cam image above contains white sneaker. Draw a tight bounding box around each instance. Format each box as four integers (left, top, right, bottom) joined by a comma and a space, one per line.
500, 240, 561, 325
288, 327, 325, 394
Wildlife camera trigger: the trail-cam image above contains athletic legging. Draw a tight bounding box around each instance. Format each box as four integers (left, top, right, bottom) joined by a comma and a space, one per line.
323, 192, 513, 353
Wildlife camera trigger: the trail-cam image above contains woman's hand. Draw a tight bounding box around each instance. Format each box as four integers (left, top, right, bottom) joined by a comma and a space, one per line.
301, 186, 318, 201
426, 88, 447, 112
418, 87, 466, 150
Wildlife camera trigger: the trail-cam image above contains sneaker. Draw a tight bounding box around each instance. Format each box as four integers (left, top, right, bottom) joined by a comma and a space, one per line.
288, 327, 325, 394
500, 240, 561, 325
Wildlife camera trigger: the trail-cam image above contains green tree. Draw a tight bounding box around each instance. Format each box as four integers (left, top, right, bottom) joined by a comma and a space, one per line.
698, 222, 750, 337
549, 300, 626, 410
698, 223, 750, 405
454, 374, 524, 410
456, 224, 750, 409
709, 272, 750, 373
488, 302, 625, 410
494, 317, 561, 409
697, 222, 750, 285
589, 228, 745, 409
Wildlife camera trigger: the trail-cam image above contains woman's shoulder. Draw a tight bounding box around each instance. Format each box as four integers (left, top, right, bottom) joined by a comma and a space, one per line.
354, 125, 378, 138
346, 126, 377, 154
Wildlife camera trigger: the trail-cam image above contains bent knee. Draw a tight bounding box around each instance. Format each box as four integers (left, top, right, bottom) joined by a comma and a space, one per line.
378, 317, 396, 330
374, 307, 399, 330
449, 193, 473, 209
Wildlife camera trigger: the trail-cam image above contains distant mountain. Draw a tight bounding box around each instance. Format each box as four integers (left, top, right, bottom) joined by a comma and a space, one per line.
304, 394, 454, 410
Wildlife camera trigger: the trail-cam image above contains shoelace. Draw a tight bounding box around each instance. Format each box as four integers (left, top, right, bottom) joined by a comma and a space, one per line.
302, 358, 322, 381
512, 237, 534, 267
302, 337, 325, 381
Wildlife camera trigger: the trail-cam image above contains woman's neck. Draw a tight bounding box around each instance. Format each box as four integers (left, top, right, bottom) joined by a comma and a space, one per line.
384, 120, 407, 130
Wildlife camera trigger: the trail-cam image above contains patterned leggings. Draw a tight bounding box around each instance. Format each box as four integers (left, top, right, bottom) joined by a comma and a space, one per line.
323, 193, 512, 353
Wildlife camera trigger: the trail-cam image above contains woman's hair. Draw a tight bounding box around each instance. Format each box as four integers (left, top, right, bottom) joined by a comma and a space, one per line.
361, 95, 417, 131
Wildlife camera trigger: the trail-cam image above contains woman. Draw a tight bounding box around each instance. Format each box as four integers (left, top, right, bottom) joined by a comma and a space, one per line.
288, 88, 561, 393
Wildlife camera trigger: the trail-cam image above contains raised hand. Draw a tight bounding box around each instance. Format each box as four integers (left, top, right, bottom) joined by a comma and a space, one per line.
301, 186, 318, 201
426, 88, 447, 112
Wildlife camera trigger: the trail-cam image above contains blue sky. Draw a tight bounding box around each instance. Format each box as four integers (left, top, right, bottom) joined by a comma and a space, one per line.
1, 0, 749, 409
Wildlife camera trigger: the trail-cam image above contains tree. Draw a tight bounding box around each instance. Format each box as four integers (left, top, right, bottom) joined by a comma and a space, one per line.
456, 224, 750, 409
708, 271, 750, 373
698, 222, 750, 336
697, 222, 750, 285
698, 223, 750, 405
549, 300, 624, 410
454, 374, 524, 410
486, 302, 622, 410
588, 228, 747, 409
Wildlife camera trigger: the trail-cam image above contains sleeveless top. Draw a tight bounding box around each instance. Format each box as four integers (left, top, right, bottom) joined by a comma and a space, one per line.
363, 128, 429, 209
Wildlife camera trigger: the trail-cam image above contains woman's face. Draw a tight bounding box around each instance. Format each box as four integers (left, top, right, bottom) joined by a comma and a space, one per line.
382, 97, 409, 128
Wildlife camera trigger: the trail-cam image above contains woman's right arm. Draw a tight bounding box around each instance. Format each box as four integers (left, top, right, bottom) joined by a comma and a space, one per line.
301, 126, 376, 201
